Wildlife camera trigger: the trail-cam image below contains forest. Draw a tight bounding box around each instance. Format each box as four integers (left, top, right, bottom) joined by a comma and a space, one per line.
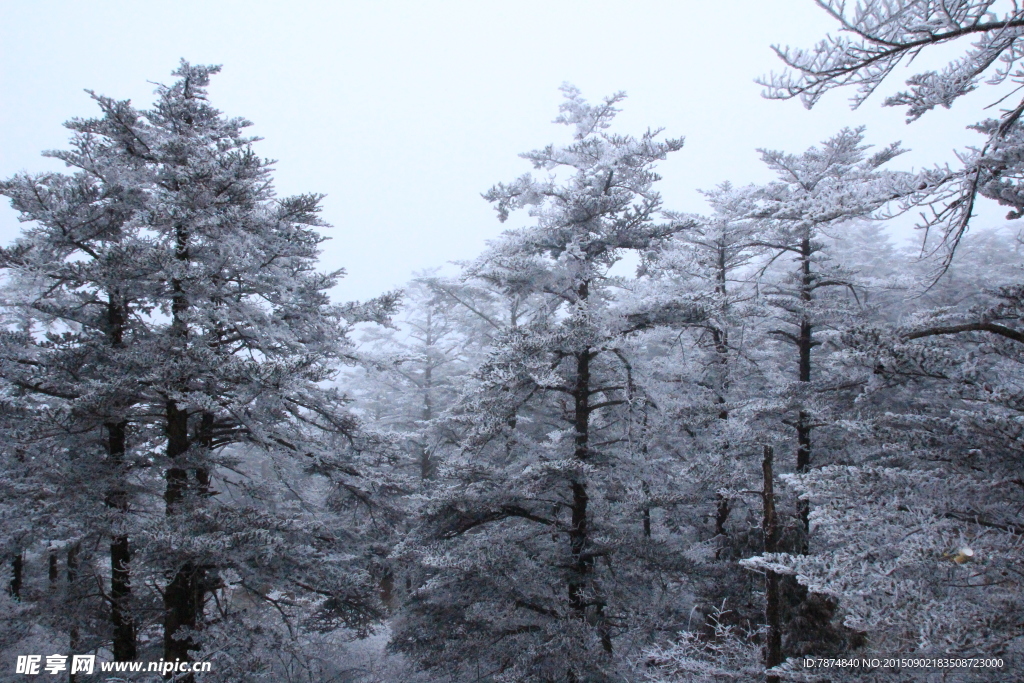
2, 2, 1024, 682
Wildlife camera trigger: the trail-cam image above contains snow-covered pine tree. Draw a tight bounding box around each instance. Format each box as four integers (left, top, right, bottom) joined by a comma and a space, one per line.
355, 274, 500, 482
633, 198, 804, 668
390, 85, 696, 681
631, 131, 913, 673
741, 128, 913, 526
644, 188, 764, 542
113, 61, 401, 673
1, 61, 397, 678
630, 149, 913, 675
747, 228, 1024, 658
639, 204, 926, 682
0, 111, 154, 662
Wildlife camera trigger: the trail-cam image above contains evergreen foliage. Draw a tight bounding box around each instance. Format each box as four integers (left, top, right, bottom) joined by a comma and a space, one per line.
3, 41, 1024, 682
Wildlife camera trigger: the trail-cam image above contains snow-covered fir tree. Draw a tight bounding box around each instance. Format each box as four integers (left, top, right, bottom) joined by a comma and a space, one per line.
0, 62, 397, 681
389, 85, 701, 682
740, 127, 913, 521
744, 227, 1024, 662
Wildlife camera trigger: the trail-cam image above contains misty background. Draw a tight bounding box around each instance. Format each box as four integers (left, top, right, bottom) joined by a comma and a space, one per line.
2, 0, 1017, 304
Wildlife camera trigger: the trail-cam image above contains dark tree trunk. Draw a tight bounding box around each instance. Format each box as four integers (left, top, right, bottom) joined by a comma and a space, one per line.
568, 478, 590, 618
781, 311, 861, 668
110, 535, 135, 661
162, 223, 201, 679
8, 551, 22, 600
796, 236, 814, 534
105, 419, 137, 661
710, 320, 730, 419
568, 345, 591, 617
170, 225, 189, 339
796, 316, 812, 479
712, 241, 733, 556
642, 480, 652, 539
164, 401, 189, 515
566, 280, 612, 655
163, 400, 199, 673
68, 543, 81, 683
49, 551, 58, 585
715, 494, 731, 538
762, 446, 783, 682
419, 359, 434, 480
104, 298, 137, 660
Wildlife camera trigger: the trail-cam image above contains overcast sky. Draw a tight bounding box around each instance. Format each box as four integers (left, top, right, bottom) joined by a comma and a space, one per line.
2, 1, 1016, 302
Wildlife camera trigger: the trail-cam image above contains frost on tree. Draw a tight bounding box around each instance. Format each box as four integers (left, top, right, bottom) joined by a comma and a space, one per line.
637, 131, 918, 677
741, 229, 1024, 660
389, 86, 696, 682
0, 61, 395, 679
739, 127, 914, 513
761, 0, 1024, 255
353, 274, 503, 482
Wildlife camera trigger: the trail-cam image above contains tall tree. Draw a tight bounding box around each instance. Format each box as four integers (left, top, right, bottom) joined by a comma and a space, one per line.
0, 112, 152, 661
742, 127, 912, 521
1, 61, 395, 676
391, 85, 695, 681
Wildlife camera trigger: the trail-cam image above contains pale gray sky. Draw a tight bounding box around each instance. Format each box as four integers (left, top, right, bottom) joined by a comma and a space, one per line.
1, 1, 1014, 302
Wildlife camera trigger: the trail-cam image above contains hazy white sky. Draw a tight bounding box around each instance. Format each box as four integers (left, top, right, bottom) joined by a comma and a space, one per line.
1, 0, 1015, 302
